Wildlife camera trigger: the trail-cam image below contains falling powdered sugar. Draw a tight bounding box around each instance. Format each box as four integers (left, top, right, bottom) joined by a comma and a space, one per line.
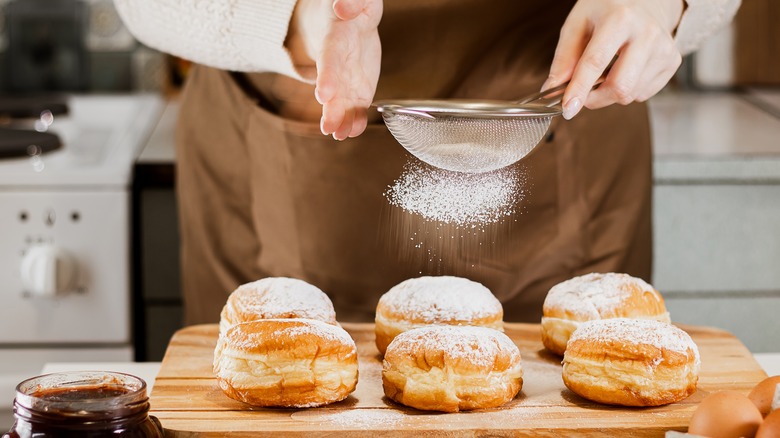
385, 162, 523, 226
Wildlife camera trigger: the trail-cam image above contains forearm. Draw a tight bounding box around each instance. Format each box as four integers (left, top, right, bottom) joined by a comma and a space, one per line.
675, 0, 741, 55
113, 0, 312, 81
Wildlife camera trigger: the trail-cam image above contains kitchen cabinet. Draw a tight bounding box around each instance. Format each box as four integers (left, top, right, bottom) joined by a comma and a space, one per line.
133, 101, 181, 361
650, 89, 780, 352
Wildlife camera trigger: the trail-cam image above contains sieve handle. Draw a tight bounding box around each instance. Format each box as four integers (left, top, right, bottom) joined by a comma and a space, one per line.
519, 58, 615, 108
515, 82, 569, 107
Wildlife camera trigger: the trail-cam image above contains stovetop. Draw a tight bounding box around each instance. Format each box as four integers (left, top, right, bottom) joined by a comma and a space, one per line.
0, 94, 164, 188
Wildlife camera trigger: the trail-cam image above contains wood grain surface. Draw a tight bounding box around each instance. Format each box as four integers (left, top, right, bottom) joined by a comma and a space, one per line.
150, 323, 767, 437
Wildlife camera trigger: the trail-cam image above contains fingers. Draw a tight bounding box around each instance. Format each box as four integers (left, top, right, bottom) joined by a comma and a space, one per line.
349, 109, 368, 138
630, 60, 679, 103
320, 98, 340, 136
585, 31, 680, 109
314, 80, 336, 107
333, 106, 355, 140
555, 1, 685, 119
634, 48, 681, 102
315, 28, 351, 138
543, 14, 589, 91
333, 0, 364, 20
561, 21, 628, 120
314, 23, 345, 106
583, 38, 650, 109
314, 0, 382, 140
321, 102, 367, 140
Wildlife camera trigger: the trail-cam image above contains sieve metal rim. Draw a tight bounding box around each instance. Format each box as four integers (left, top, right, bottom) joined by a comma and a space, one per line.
374, 99, 561, 119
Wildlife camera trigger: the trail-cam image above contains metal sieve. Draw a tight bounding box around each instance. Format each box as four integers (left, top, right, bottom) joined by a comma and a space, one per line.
375, 83, 567, 174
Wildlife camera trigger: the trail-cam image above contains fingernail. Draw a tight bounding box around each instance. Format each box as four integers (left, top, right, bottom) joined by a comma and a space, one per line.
541, 77, 554, 92
562, 98, 581, 120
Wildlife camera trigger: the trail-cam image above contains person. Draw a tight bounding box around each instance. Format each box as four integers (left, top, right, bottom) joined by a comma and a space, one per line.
115, 0, 740, 324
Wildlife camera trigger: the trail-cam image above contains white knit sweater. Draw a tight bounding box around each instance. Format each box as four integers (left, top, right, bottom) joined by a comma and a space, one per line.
114, 0, 741, 82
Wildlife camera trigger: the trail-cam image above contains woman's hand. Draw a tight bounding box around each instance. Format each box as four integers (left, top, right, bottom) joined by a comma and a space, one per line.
289, 0, 382, 140
544, 0, 684, 120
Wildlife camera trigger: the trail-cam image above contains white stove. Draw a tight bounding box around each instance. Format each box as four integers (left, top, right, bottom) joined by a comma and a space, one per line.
0, 94, 163, 423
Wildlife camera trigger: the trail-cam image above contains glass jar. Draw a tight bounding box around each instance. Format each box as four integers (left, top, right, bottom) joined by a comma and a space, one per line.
4, 371, 164, 438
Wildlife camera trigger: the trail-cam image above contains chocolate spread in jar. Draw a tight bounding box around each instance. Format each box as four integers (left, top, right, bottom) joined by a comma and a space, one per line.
4, 371, 163, 438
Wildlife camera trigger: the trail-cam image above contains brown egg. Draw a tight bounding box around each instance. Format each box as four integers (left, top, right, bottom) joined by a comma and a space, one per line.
749, 375, 780, 417
756, 409, 780, 438
688, 391, 763, 438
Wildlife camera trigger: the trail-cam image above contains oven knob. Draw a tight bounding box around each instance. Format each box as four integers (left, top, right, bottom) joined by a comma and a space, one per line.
20, 246, 78, 297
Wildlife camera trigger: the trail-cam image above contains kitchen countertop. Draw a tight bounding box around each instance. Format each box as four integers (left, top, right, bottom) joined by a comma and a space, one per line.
137, 98, 178, 165
136, 90, 780, 182
745, 88, 780, 118
650, 88, 780, 183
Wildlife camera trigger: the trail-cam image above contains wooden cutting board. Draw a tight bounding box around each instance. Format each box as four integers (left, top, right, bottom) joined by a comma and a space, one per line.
150, 323, 767, 437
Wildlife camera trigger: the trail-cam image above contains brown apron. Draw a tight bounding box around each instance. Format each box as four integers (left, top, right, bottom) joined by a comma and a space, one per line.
175, 0, 652, 324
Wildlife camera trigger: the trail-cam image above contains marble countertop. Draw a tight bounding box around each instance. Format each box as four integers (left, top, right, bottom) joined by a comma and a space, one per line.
137, 98, 178, 164
650, 88, 780, 183
651, 89, 780, 158
746, 88, 780, 116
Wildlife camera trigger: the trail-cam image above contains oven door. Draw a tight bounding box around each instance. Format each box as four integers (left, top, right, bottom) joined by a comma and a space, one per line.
0, 190, 134, 430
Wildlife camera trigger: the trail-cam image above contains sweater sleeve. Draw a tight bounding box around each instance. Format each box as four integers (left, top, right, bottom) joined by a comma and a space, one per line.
113, 0, 312, 82
115, 0, 740, 80
675, 0, 741, 55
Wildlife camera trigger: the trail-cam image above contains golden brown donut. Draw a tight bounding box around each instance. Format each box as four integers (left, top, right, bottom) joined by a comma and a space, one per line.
382, 325, 523, 412
541, 272, 670, 356
562, 318, 700, 407
375, 276, 503, 355
213, 318, 358, 408
219, 277, 337, 335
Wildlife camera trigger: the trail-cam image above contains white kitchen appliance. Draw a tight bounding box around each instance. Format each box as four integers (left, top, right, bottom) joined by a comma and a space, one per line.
0, 94, 163, 426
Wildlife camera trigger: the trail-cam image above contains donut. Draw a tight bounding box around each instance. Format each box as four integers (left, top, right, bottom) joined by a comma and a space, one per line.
375, 276, 503, 355
219, 277, 337, 335
382, 325, 523, 412
213, 319, 358, 408
562, 318, 700, 407
541, 272, 670, 355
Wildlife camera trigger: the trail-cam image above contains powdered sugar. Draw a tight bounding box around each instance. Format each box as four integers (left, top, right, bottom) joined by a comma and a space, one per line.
384, 162, 523, 226
379, 276, 502, 322
569, 318, 699, 358
543, 272, 659, 319
226, 319, 355, 351
388, 325, 520, 369
225, 277, 336, 327
277, 319, 354, 344
306, 409, 406, 428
